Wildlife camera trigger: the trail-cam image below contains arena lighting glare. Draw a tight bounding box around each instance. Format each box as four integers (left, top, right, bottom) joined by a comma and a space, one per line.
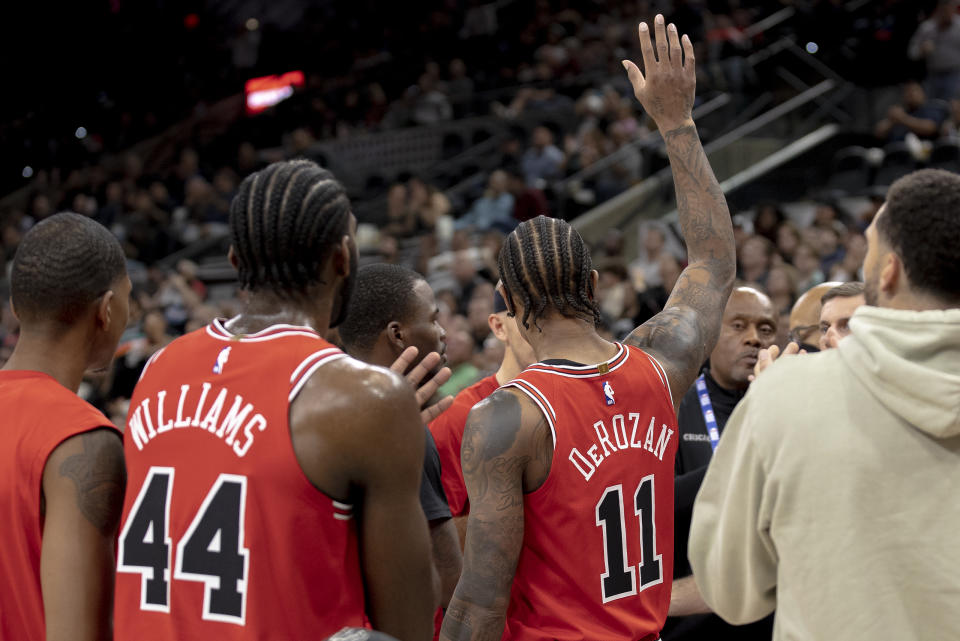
245, 71, 305, 115
75, 126, 88, 139
246, 18, 259, 31
22, 166, 33, 178
806, 41, 819, 54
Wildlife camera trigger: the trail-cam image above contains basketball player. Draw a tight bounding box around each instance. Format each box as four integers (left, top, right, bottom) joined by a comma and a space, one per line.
114, 160, 434, 641
0, 213, 130, 641
337, 263, 461, 611
440, 17, 736, 641
428, 289, 536, 546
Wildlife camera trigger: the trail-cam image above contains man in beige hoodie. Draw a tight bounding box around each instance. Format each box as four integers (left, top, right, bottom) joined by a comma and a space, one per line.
689, 168, 960, 640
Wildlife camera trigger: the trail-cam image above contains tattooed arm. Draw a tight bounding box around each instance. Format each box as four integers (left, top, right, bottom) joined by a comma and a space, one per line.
41, 428, 126, 641
440, 389, 548, 641
621, 16, 736, 407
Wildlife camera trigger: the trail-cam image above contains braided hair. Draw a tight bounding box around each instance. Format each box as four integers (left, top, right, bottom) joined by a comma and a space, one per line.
230, 159, 352, 296
497, 215, 602, 330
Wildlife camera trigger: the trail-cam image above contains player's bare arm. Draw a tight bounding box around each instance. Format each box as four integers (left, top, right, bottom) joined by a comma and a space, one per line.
290, 358, 434, 641
440, 389, 551, 641
41, 428, 126, 641
431, 518, 463, 607
621, 16, 736, 407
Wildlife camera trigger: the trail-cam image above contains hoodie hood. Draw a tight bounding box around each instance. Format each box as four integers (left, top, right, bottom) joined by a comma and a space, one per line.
839, 306, 960, 438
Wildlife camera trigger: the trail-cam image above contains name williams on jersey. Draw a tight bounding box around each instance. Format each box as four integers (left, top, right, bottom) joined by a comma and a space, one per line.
127, 382, 266, 457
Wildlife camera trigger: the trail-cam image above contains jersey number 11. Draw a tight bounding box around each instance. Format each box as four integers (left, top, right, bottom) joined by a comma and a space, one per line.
595, 475, 663, 603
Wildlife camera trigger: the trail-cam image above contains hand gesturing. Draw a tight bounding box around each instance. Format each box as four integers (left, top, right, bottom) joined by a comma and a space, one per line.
622, 14, 696, 133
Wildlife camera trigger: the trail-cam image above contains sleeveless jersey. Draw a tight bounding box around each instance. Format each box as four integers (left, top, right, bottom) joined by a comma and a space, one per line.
114, 320, 365, 640
501, 343, 678, 641
0, 371, 117, 641
429, 373, 500, 517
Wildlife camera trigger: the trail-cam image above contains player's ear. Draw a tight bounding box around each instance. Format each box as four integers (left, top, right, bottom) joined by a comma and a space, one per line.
386, 321, 404, 350
880, 252, 901, 298
8, 300, 19, 322
96, 290, 115, 331
488, 313, 507, 341
334, 234, 354, 278
227, 245, 239, 270
589, 270, 599, 300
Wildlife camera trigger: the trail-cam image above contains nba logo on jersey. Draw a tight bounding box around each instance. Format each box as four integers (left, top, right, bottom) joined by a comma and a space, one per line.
213, 346, 231, 374
602, 380, 615, 406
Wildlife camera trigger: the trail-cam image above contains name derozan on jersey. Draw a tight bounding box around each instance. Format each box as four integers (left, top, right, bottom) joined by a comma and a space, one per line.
127, 383, 267, 457
569, 413, 674, 482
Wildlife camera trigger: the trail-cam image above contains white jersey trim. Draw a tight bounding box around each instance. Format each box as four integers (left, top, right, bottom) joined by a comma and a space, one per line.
137, 346, 167, 382
289, 348, 342, 383
288, 353, 349, 403
205, 317, 321, 343
502, 379, 557, 447
642, 351, 674, 411
523, 343, 631, 379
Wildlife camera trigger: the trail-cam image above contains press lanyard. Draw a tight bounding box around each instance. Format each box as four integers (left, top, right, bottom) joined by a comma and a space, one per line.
696, 374, 721, 452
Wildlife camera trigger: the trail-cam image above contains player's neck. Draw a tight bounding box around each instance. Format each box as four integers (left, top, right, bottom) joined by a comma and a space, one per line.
229, 293, 334, 337
526, 318, 618, 365
495, 349, 524, 385
2, 329, 90, 392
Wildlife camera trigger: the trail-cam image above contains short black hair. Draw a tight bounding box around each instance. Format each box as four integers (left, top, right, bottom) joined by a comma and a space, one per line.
820, 282, 865, 306
880, 169, 960, 304
11, 212, 127, 325
337, 263, 425, 354
230, 159, 352, 295
498, 215, 602, 330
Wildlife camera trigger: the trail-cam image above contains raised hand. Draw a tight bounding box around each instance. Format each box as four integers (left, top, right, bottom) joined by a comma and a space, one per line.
390, 346, 454, 423
622, 14, 696, 133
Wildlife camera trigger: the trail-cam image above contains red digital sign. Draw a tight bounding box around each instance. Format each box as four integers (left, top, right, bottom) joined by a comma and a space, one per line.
245, 71, 305, 115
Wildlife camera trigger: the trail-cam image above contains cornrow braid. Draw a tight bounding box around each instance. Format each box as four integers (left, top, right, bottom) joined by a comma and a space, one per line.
497, 215, 602, 331
229, 159, 352, 295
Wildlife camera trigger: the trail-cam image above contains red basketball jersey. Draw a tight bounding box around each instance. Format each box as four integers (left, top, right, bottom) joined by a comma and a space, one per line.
501, 343, 677, 641
0, 371, 116, 641
114, 320, 365, 640
429, 373, 499, 517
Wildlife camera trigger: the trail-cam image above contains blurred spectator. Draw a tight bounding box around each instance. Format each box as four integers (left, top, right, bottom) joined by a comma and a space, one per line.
753, 203, 785, 244
908, 0, 960, 100
830, 233, 867, 282
408, 176, 452, 233
793, 242, 826, 295
507, 169, 550, 222
776, 221, 801, 265
411, 73, 453, 125
765, 264, 798, 315
629, 223, 675, 290
437, 329, 480, 397
446, 59, 475, 103
875, 81, 948, 142
522, 126, 566, 187
737, 236, 774, 286
455, 171, 516, 232
595, 259, 637, 335
466, 295, 494, 349
817, 226, 846, 276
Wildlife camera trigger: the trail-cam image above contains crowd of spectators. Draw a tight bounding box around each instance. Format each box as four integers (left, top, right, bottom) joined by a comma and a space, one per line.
2, 0, 957, 423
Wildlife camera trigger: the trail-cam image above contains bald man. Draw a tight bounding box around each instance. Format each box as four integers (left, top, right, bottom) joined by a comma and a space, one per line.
662, 287, 778, 641
787, 281, 843, 352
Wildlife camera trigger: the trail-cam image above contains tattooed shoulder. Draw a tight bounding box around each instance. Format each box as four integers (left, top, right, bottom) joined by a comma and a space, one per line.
56, 428, 126, 535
